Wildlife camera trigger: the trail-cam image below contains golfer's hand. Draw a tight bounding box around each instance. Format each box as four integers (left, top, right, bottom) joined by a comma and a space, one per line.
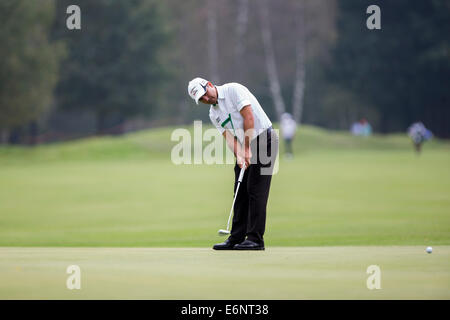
236, 154, 246, 169
236, 147, 251, 169
244, 147, 252, 168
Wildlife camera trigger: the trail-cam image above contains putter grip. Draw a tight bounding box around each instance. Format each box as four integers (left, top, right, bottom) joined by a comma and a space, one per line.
238, 164, 246, 183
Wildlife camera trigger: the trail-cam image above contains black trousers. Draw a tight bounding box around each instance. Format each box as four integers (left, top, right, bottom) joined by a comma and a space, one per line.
229, 127, 279, 245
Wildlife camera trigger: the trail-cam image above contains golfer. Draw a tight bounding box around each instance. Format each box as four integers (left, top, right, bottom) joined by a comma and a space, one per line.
188, 77, 278, 250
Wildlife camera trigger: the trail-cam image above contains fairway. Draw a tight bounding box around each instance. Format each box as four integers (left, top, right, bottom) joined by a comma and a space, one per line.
0, 126, 449, 299
0, 126, 449, 247
0, 246, 449, 299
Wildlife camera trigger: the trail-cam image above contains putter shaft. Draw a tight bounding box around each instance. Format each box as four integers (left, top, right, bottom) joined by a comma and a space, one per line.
224, 164, 246, 232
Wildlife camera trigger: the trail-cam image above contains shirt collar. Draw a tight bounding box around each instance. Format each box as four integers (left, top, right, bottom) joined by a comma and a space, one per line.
215, 85, 225, 100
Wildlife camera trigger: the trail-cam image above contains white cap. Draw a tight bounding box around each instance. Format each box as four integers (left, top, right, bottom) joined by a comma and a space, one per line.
188, 77, 209, 105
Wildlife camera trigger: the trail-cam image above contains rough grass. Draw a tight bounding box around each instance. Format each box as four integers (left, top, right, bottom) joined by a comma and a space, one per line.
0, 125, 448, 247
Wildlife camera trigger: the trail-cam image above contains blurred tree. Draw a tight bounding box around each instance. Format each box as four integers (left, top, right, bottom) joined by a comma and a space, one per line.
258, 0, 287, 119
316, 85, 380, 130
0, 0, 63, 144
257, 0, 337, 122
164, 0, 230, 124
53, 0, 173, 134
325, 0, 450, 137
234, 0, 249, 82
164, 0, 337, 127
207, 0, 220, 84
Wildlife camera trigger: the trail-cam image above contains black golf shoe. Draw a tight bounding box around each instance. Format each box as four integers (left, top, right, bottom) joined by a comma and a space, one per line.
233, 239, 265, 250
212, 239, 238, 250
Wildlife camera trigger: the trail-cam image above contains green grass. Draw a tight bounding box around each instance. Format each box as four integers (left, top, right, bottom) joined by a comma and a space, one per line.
1, 246, 449, 299
0, 125, 449, 247
0, 125, 449, 299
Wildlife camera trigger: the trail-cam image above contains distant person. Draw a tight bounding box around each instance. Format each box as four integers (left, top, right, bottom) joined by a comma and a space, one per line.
351, 118, 372, 137
351, 121, 362, 136
360, 118, 372, 137
408, 122, 432, 154
280, 113, 297, 159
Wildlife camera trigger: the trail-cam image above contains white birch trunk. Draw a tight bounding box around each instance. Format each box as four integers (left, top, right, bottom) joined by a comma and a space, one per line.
292, 2, 306, 124
235, 0, 249, 70
207, 0, 220, 84
258, 0, 286, 120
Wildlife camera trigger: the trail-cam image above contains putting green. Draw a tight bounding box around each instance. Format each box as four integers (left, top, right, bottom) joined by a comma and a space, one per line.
1, 246, 448, 299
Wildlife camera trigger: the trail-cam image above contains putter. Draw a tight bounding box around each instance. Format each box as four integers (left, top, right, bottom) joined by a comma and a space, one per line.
218, 163, 246, 236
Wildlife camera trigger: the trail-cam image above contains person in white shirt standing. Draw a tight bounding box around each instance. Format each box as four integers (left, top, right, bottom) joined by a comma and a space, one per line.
188, 77, 278, 250
280, 113, 297, 159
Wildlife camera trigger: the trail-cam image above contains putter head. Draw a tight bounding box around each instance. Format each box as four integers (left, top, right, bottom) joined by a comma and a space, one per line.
218, 229, 230, 236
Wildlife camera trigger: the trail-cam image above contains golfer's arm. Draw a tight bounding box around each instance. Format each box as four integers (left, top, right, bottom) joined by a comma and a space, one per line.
240, 105, 254, 150
222, 130, 242, 157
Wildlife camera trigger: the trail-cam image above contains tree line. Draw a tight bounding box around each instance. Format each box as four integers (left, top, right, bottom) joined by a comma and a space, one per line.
0, 0, 448, 144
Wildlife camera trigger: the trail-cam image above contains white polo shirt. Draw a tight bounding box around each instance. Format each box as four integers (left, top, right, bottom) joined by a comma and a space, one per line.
281, 117, 297, 139
209, 83, 272, 144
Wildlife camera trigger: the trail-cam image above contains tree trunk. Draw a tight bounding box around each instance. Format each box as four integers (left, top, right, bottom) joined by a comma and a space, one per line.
292, 1, 306, 125
0, 128, 9, 144
113, 114, 126, 135
176, 100, 189, 125
234, 0, 249, 81
8, 126, 22, 144
96, 110, 108, 135
258, 0, 286, 121
28, 121, 38, 145
207, 0, 220, 84
380, 112, 388, 133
